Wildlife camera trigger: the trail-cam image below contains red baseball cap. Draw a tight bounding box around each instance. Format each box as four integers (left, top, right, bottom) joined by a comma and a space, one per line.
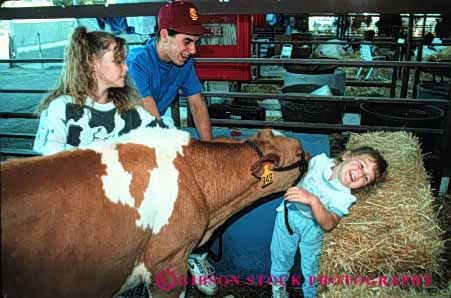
158, 1, 211, 35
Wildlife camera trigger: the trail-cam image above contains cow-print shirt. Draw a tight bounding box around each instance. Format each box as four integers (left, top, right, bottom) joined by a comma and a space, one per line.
33, 95, 157, 155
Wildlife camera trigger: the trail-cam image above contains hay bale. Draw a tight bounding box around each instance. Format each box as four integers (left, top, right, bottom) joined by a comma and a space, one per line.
345, 86, 387, 97
241, 83, 281, 94
425, 47, 451, 62
319, 282, 451, 298
240, 84, 282, 111
319, 131, 446, 296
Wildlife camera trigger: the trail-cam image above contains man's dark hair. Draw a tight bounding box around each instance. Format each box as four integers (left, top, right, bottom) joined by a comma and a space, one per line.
155, 28, 179, 41
155, 29, 200, 41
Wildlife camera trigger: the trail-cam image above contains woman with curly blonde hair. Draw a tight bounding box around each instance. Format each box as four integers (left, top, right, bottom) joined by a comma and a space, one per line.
34, 26, 158, 155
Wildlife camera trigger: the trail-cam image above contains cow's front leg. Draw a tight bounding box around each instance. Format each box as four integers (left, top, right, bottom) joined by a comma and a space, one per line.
149, 283, 186, 298
148, 268, 188, 298
147, 248, 192, 298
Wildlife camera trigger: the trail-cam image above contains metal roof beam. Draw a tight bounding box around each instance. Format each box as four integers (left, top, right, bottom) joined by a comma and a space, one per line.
1, 0, 449, 20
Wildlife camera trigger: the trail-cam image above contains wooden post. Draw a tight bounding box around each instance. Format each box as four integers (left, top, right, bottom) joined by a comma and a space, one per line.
8, 33, 15, 68
400, 14, 414, 98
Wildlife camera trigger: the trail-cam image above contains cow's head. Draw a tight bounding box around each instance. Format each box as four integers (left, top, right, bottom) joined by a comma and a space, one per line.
244, 129, 309, 190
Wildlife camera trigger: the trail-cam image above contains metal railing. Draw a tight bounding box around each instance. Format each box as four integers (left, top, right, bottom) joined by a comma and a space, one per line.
1, 56, 450, 190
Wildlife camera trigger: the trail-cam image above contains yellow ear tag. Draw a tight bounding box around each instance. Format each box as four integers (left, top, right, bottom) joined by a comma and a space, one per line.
261, 164, 274, 188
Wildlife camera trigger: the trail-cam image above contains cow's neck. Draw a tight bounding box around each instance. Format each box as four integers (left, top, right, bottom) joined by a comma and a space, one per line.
184, 140, 270, 232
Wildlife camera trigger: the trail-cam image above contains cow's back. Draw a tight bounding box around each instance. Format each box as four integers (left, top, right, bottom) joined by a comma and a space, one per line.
1, 149, 150, 298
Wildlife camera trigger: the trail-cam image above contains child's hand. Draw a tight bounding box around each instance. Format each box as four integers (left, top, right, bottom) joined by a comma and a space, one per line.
284, 187, 315, 205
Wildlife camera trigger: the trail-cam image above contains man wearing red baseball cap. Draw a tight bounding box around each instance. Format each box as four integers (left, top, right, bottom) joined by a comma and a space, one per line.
127, 1, 217, 296
128, 0, 212, 141
158, 0, 211, 36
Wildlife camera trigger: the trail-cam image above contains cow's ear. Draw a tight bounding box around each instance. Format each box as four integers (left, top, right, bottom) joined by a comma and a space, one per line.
250, 153, 280, 176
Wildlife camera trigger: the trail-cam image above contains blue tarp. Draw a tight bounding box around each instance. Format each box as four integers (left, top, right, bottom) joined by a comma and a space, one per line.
186, 127, 330, 276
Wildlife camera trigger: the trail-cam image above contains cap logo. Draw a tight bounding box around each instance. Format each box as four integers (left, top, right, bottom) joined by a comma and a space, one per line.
189, 8, 199, 21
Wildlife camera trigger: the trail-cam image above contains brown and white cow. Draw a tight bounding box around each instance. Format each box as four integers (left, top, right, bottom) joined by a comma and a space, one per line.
1, 127, 306, 298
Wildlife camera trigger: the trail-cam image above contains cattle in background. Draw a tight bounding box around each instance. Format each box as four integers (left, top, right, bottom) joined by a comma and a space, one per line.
414, 33, 448, 60
313, 39, 354, 59
1, 128, 306, 298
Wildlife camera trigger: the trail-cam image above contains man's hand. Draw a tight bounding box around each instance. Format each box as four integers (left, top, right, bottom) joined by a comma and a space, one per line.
147, 119, 168, 129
